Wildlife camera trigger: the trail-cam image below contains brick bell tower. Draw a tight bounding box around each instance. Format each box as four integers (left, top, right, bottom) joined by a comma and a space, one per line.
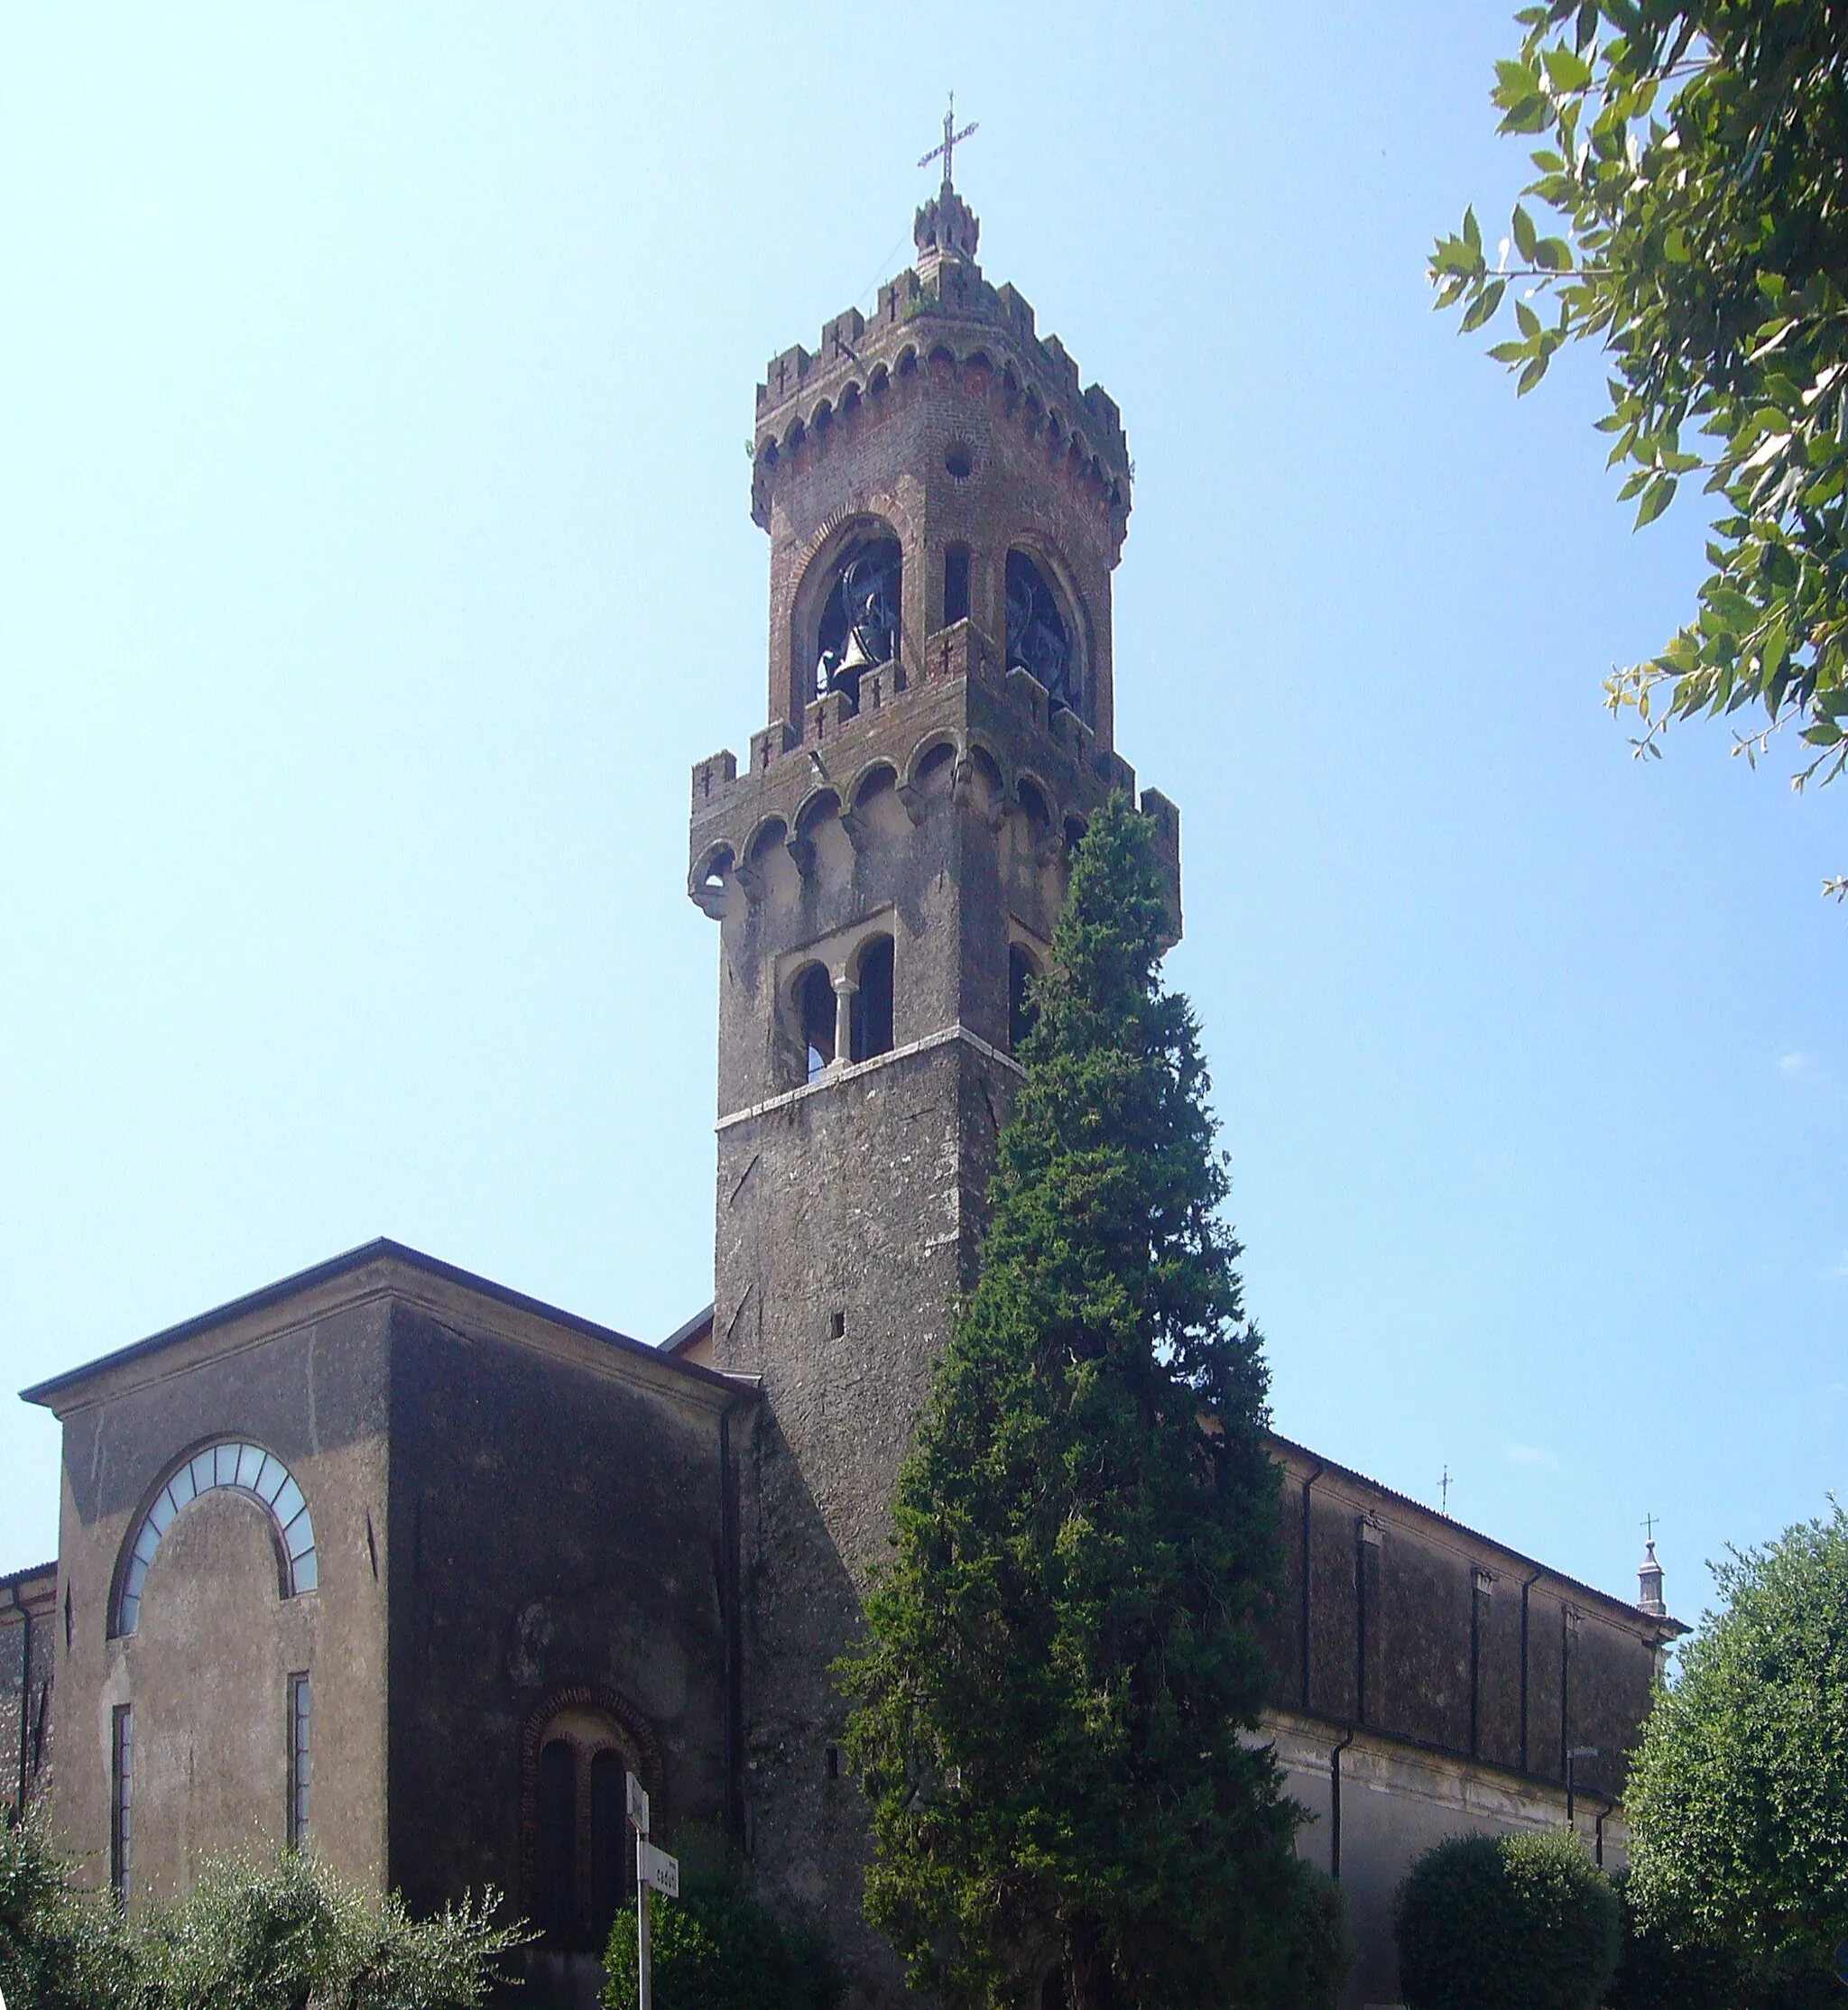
687, 160, 1180, 1995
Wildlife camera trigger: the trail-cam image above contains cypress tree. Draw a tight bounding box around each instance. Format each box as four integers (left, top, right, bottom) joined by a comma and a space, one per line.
839, 797, 1345, 2010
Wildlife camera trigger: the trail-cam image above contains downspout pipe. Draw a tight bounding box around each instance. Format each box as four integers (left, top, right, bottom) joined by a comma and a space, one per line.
9, 1578, 33, 1815
1299, 1461, 1325, 1713
1594, 1795, 1617, 1869
1329, 1728, 1357, 1881
1518, 1567, 1543, 1774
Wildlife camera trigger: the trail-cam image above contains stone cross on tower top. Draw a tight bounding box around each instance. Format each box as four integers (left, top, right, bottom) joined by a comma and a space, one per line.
918, 93, 978, 192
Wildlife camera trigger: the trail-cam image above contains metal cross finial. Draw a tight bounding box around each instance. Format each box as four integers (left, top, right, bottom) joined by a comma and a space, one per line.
919, 93, 978, 191
1642, 1511, 1658, 1544
1440, 1466, 1452, 1515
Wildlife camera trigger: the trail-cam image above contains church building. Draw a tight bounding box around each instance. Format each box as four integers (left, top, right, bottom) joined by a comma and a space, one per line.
2, 167, 1682, 2010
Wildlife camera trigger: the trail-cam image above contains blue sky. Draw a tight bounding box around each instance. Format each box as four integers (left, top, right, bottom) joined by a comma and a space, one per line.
2, 4, 1842, 1633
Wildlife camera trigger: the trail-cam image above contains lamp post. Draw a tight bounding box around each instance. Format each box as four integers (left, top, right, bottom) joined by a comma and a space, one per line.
1565, 1746, 1598, 1833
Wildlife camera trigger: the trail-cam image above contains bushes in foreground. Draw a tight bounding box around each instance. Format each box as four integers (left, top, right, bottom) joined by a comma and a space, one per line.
600, 1866, 842, 2010
1392, 1829, 1620, 2010
0, 1808, 521, 2010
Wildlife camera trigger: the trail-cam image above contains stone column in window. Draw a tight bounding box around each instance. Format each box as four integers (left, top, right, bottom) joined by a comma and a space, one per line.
832, 973, 858, 1068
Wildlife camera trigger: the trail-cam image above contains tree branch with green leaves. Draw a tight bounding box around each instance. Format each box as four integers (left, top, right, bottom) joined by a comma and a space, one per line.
1434, 0, 1848, 876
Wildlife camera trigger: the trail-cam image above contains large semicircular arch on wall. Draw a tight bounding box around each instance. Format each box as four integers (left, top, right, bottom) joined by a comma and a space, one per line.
113, 1439, 318, 1637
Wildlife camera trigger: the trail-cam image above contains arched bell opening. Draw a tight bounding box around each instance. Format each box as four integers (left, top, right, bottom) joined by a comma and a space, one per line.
801, 523, 903, 713
1006, 548, 1084, 719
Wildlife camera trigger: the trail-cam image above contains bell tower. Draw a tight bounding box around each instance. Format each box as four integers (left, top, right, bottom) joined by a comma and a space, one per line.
687, 166, 1180, 1990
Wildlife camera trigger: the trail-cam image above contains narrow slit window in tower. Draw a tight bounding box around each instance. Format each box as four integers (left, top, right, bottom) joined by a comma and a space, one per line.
796, 964, 836, 1082
943, 545, 971, 626
850, 936, 894, 1063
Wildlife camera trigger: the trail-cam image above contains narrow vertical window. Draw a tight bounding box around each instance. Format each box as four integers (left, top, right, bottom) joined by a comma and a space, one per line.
537, 1738, 578, 1941
110, 1704, 133, 1904
796, 964, 836, 1083
849, 936, 894, 1062
589, 1749, 628, 1943
288, 1673, 311, 1847
943, 544, 971, 626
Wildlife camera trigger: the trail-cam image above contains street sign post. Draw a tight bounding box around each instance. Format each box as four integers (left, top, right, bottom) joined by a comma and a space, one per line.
626, 1773, 679, 2010
640, 1839, 680, 1898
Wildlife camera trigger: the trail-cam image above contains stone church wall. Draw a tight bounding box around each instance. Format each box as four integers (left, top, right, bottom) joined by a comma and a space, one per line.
384, 1299, 739, 1924
46, 1295, 393, 1904
1261, 1442, 1674, 2006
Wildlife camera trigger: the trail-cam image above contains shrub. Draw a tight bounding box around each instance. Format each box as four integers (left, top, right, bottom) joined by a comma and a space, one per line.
600, 1873, 841, 2010
1603, 1875, 1738, 2010
143, 1849, 522, 2009
0, 1812, 521, 2010
0, 1806, 142, 2010
1392, 1829, 1621, 2010
1284, 1864, 1357, 2010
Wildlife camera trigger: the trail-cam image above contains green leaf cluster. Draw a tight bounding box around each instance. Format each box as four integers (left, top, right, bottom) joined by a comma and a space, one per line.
1391, 1829, 1622, 2010
836, 797, 1349, 2010
1622, 1506, 1848, 2005
0, 1812, 522, 2010
0, 1805, 142, 2010
599, 1873, 842, 2010
1433, 2, 1848, 806
1604, 1874, 1741, 2010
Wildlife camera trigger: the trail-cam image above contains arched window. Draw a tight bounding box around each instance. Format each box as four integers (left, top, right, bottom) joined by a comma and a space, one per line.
795, 963, 836, 1082
115, 1441, 317, 1636
590, 1750, 627, 1934
1005, 550, 1077, 714
522, 1692, 652, 1954
536, 1739, 577, 1940
1009, 944, 1041, 1055
850, 936, 894, 1063
814, 532, 901, 705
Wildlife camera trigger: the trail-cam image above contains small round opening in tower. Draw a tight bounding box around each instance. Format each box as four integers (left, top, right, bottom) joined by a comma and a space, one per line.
943, 442, 973, 482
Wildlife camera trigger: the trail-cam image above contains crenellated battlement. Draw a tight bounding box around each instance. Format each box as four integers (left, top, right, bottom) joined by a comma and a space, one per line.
750, 193, 1131, 539
688, 618, 1178, 942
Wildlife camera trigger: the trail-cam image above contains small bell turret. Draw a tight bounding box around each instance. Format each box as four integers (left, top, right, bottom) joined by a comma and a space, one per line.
1638, 1536, 1667, 1618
